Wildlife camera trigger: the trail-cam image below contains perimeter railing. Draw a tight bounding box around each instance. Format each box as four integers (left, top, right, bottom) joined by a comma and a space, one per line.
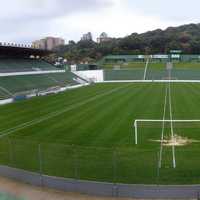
0, 138, 200, 185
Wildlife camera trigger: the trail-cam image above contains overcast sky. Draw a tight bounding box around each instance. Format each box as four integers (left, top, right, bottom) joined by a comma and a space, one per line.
1, 0, 200, 44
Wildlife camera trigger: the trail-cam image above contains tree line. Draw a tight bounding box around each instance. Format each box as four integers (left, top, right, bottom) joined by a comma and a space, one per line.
55, 23, 200, 63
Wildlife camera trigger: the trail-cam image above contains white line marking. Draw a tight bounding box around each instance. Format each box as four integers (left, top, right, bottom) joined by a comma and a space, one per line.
168, 82, 176, 168
143, 58, 149, 80
0, 84, 131, 138
103, 80, 200, 83
158, 85, 168, 168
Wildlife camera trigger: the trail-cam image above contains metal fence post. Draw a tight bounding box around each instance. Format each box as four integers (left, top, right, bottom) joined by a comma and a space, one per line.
73, 145, 79, 192
156, 150, 160, 185
8, 138, 14, 166
73, 145, 79, 180
112, 149, 118, 197
38, 143, 43, 187
113, 149, 117, 183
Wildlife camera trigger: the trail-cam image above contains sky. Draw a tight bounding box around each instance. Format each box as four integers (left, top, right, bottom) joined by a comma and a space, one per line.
1, 0, 200, 44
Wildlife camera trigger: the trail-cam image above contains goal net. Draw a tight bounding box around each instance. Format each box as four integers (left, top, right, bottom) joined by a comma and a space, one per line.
133, 119, 200, 145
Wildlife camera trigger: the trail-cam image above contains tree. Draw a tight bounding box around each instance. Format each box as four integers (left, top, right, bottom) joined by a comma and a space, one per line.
54, 23, 200, 63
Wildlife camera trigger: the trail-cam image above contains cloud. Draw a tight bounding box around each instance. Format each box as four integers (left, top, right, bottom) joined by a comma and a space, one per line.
0, 0, 115, 43
128, 0, 200, 22
0, 0, 114, 21
0, 0, 200, 44
56, 1, 166, 41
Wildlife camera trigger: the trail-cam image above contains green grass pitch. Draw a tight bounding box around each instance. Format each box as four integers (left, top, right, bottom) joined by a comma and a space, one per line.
1, 83, 200, 184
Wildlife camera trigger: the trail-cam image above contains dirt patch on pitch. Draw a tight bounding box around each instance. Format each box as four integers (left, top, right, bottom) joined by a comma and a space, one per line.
150, 135, 200, 146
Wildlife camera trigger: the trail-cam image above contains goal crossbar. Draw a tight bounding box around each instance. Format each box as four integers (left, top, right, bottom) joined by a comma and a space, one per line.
133, 119, 200, 144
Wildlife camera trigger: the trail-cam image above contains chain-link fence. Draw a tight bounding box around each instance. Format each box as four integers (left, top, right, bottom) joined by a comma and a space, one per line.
0, 138, 200, 185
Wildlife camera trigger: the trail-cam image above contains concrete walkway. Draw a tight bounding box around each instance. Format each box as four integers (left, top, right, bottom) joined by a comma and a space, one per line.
0, 176, 136, 200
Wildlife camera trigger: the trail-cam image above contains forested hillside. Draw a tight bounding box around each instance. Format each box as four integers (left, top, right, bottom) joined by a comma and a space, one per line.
55, 23, 200, 62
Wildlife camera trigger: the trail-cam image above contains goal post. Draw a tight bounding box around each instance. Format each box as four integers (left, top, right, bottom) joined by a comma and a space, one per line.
143, 58, 150, 80
133, 119, 200, 145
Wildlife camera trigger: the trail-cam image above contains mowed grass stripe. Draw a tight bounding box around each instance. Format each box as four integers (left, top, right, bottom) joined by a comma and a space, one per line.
0, 83, 131, 138
88, 83, 165, 147
17, 83, 148, 144
172, 83, 200, 119
14, 83, 140, 142
10, 83, 165, 147
1, 83, 200, 184
0, 84, 121, 130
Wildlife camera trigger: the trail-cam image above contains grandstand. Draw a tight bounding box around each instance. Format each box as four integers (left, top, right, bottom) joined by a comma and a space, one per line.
0, 72, 80, 95
101, 54, 200, 65
0, 58, 57, 72
0, 45, 87, 100
99, 54, 200, 81
101, 55, 147, 63
0, 45, 59, 73
103, 67, 200, 81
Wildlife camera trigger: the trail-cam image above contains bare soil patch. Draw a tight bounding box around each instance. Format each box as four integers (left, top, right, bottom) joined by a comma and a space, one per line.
150, 135, 200, 146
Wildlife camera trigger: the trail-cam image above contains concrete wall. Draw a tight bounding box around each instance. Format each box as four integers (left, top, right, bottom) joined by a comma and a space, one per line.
73, 70, 104, 82
0, 98, 13, 105
0, 70, 65, 77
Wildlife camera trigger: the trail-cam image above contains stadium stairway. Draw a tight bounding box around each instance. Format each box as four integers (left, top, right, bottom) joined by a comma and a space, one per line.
0, 87, 12, 100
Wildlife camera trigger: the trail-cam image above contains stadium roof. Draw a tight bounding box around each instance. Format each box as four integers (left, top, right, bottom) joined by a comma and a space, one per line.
0, 45, 52, 57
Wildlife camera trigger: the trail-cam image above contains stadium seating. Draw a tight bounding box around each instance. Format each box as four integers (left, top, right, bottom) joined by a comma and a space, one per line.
0, 58, 57, 72
0, 72, 83, 96
0, 90, 10, 99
